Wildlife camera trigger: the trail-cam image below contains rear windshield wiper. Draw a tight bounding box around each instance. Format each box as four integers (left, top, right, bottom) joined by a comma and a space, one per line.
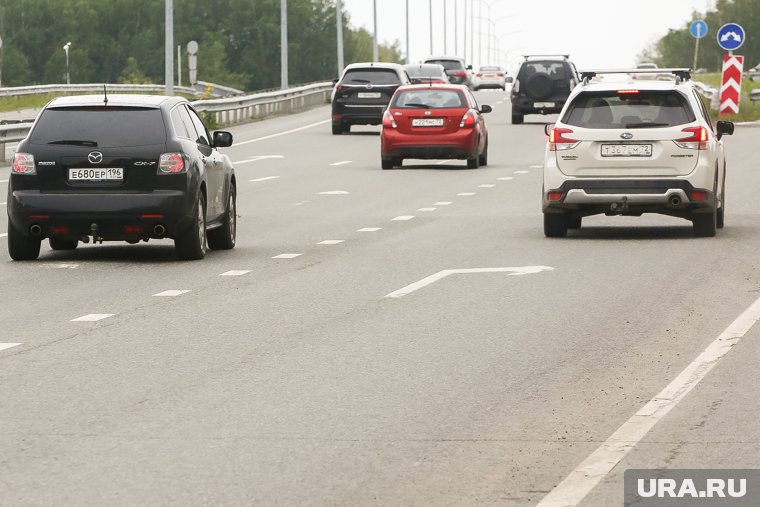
47, 139, 98, 147
404, 103, 431, 109
622, 122, 669, 129
347, 79, 371, 83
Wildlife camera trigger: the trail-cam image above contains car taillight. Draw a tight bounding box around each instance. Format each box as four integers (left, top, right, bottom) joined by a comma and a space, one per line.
453, 71, 467, 77
158, 153, 186, 174
382, 110, 397, 128
674, 126, 708, 150
547, 191, 564, 202
12, 153, 36, 174
497, 72, 504, 77
459, 111, 477, 128
334, 85, 347, 92
476, 73, 483, 77
548, 127, 580, 151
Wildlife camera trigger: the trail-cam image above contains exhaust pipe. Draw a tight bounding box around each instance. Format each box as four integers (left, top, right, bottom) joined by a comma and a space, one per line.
668, 195, 682, 207
29, 224, 42, 236
153, 224, 166, 237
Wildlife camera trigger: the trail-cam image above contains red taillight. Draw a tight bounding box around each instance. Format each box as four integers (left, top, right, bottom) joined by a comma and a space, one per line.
123, 226, 144, 233
547, 191, 564, 202
548, 127, 579, 151
476, 73, 483, 77
141, 214, 164, 219
453, 71, 467, 77
690, 191, 708, 201
618, 89, 640, 95
334, 85, 347, 92
28, 215, 49, 219
675, 126, 708, 150
12, 153, 36, 174
459, 111, 476, 128
497, 72, 504, 77
158, 153, 185, 174
51, 226, 70, 235
382, 110, 397, 128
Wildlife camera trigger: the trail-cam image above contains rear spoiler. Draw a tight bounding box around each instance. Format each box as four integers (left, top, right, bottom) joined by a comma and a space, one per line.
523, 54, 570, 60
579, 68, 691, 84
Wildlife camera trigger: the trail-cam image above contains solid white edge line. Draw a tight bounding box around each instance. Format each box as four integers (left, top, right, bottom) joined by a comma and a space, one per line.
537, 294, 760, 507
235, 120, 330, 146
0, 343, 22, 352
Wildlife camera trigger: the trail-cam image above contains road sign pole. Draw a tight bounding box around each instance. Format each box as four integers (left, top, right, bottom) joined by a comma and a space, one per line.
693, 31, 700, 70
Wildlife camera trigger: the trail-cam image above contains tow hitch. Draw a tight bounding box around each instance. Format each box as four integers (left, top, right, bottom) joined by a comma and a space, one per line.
610, 196, 629, 214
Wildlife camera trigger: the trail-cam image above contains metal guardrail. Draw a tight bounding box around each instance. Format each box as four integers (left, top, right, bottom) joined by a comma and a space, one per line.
0, 83, 197, 98
751, 89, 760, 102
0, 81, 333, 160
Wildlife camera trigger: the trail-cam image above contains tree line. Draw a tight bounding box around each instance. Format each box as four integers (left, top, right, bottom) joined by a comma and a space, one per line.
641, 0, 760, 71
0, 0, 403, 90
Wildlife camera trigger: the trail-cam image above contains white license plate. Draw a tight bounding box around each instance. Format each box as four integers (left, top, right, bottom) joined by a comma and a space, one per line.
68, 167, 124, 181
357, 92, 381, 99
534, 102, 555, 108
412, 118, 444, 127
601, 144, 652, 157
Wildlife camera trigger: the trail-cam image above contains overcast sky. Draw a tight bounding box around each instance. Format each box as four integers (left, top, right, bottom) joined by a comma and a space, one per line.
341, 0, 715, 71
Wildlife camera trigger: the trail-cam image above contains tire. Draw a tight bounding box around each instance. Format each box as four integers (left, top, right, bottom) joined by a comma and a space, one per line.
525, 72, 553, 100
717, 192, 725, 229
174, 192, 207, 260
7, 221, 41, 260
207, 186, 236, 250
49, 237, 78, 250
478, 141, 488, 167
466, 155, 480, 169
544, 214, 568, 237
568, 216, 582, 229
511, 113, 524, 125
381, 158, 393, 170
392, 157, 402, 168
331, 123, 345, 135
692, 210, 717, 237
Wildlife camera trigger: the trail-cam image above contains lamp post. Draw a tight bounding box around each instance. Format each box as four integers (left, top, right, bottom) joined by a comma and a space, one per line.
63, 42, 71, 85
336, 0, 344, 75
429, 0, 433, 55
372, 0, 378, 61
281, 0, 288, 89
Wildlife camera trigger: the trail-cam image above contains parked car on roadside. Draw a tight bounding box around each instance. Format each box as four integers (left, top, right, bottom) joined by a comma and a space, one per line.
380, 84, 491, 169
331, 62, 411, 135
7, 94, 236, 261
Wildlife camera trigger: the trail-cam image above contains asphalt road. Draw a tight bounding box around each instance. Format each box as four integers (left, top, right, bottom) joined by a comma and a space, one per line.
2, 93, 760, 506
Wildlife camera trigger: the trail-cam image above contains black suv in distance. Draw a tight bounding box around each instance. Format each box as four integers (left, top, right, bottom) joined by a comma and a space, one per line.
510, 55, 579, 124
7, 94, 236, 261
331, 62, 411, 135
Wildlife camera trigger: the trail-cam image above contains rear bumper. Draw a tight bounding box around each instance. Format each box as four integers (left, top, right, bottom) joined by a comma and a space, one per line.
382, 129, 479, 159
332, 104, 386, 126
8, 190, 195, 240
511, 96, 565, 114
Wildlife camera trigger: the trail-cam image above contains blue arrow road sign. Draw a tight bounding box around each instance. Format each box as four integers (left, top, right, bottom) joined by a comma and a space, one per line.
717, 23, 745, 51
690, 20, 707, 39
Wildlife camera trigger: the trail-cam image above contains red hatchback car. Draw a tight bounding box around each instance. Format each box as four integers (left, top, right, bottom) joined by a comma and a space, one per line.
380, 84, 492, 169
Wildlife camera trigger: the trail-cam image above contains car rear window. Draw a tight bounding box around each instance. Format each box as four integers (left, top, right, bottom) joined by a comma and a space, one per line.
425, 60, 464, 71
520, 61, 567, 80
480, 66, 501, 72
29, 107, 167, 147
392, 89, 466, 109
341, 69, 401, 85
562, 91, 696, 129
406, 65, 444, 77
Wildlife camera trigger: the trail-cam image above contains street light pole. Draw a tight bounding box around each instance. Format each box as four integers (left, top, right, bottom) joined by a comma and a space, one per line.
63, 42, 72, 86
372, 0, 378, 61
443, 0, 447, 54
405, 0, 410, 63
336, 0, 344, 75
281, 0, 288, 89
429, 0, 433, 55
454, 0, 458, 55
164, 0, 173, 95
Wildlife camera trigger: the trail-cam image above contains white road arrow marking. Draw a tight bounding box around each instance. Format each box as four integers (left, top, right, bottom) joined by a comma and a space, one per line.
385, 266, 555, 298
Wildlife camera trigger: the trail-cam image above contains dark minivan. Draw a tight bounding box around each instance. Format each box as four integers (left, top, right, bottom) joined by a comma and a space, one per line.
7, 94, 236, 261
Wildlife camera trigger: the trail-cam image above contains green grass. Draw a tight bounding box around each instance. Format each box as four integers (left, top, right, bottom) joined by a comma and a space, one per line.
695, 72, 760, 122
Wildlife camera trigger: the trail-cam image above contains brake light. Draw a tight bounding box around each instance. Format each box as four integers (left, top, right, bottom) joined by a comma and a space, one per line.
141, 214, 164, 219
12, 153, 36, 174
548, 127, 580, 151
618, 89, 640, 95
453, 71, 467, 77
497, 72, 504, 77
547, 191, 564, 202
690, 191, 708, 201
674, 126, 708, 150
382, 110, 397, 128
158, 153, 186, 173
334, 85, 347, 92
459, 111, 477, 128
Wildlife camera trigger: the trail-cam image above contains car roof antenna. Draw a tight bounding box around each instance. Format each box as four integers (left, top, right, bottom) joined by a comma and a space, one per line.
103, 84, 109, 106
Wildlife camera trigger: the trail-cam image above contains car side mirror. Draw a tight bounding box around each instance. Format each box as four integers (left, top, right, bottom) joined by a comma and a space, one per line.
544, 123, 555, 136
332, 78, 339, 86
466, 65, 473, 70
716, 120, 734, 139
213, 131, 233, 148
480, 105, 493, 114
505, 76, 514, 83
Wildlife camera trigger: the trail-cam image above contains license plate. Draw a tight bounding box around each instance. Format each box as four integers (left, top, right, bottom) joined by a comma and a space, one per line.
534, 102, 555, 108
357, 92, 381, 99
412, 118, 444, 127
68, 167, 124, 181
484, 74, 496, 78
601, 144, 653, 157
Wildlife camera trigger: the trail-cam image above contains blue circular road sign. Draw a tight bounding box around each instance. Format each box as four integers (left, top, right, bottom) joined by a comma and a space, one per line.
690, 20, 707, 39
717, 23, 745, 51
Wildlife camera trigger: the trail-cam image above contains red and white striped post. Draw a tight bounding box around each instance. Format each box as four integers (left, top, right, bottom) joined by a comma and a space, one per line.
719, 54, 743, 116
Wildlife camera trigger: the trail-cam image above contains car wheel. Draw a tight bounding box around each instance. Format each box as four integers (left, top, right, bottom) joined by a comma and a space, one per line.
207, 185, 236, 250
49, 237, 78, 250
511, 113, 524, 125
174, 192, 207, 260
466, 155, 480, 169
478, 141, 488, 166
392, 157, 403, 168
717, 191, 725, 229
544, 214, 568, 237
7, 221, 41, 260
381, 158, 393, 170
568, 216, 582, 229
692, 210, 717, 237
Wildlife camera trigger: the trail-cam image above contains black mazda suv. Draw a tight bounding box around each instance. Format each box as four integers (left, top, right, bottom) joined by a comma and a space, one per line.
6, 94, 236, 261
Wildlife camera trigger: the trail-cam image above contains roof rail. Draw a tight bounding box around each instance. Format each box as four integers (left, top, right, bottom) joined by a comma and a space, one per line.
522, 54, 570, 60
578, 68, 691, 85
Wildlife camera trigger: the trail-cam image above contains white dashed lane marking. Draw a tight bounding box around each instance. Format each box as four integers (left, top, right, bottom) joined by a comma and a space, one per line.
514, 170, 529, 174
250, 176, 280, 182
0, 180, 7, 184
479, 184, 495, 188
417, 208, 437, 211
497, 177, 513, 181
40, 263, 79, 269
220, 270, 251, 276
318, 190, 350, 195
272, 253, 302, 259
317, 240, 344, 245
358, 228, 382, 232
152, 290, 191, 297
70, 314, 114, 322
0, 343, 22, 352
434, 202, 452, 206
234, 120, 329, 146
392, 216, 414, 221
0, 201, 6, 205
329, 161, 352, 166
458, 192, 476, 196
0, 233, 7, 238
530, 165, 543, 169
